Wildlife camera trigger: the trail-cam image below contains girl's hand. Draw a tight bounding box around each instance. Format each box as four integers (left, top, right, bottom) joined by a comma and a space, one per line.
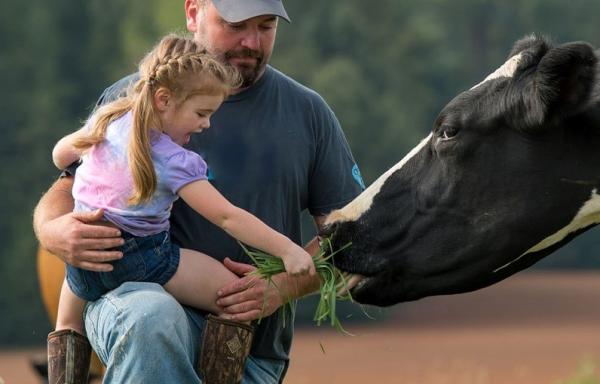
282, 245, 316, 277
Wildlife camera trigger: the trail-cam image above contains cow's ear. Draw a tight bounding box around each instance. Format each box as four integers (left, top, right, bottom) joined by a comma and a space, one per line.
526, 42, 597, 127
508, 34, 551, 61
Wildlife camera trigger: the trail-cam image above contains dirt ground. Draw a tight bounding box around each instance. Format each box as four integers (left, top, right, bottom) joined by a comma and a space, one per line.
286, 271, 600, 384
2, 271, 600, 384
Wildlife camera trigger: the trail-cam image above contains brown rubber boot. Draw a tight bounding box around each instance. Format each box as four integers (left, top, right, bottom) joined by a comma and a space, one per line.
47, 329, 91, 384
198, 315, 254, 384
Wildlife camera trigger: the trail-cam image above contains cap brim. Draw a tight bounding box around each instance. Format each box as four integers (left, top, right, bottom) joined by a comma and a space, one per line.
212, 0, 290, 23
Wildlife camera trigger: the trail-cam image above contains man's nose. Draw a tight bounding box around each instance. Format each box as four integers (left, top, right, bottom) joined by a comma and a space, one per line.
240, 30, 260, 51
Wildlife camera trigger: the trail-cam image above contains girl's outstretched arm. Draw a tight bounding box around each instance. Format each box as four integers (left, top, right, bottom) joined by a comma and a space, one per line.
52, 128, 87, 170
178, 180, 316, 277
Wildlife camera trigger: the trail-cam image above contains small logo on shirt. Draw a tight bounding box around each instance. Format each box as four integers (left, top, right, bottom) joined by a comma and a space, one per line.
352, 164, 366, 190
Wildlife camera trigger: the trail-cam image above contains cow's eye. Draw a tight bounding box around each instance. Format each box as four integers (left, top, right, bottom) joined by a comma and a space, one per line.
438, 125, 458, 141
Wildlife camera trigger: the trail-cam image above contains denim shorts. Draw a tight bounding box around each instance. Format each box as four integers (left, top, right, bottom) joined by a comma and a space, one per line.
67, 231, 180, 301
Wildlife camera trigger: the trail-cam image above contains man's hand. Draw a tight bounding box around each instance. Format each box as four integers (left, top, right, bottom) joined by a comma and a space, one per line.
34, 177, 124, 271
217, 256, 322, 322
38, 209, 124, 272
216, 258, 287, 322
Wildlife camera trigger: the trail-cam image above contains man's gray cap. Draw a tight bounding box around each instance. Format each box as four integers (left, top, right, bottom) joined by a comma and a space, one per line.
211, 0, 290, 23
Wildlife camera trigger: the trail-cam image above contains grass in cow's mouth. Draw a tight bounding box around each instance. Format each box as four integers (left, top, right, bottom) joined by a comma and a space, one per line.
241, 236, 354, 334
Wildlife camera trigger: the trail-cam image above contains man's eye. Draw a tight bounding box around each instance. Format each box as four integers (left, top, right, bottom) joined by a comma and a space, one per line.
227, 23, 244, 31
260, 24, 276, 31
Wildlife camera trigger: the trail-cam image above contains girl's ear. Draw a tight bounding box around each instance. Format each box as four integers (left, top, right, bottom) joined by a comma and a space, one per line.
154, 87, 172, 112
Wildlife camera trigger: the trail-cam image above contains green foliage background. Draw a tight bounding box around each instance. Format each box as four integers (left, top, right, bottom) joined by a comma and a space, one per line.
1, 0, 599, 345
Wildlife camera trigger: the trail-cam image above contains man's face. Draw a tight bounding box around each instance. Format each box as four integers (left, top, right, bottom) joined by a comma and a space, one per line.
186, 0, 278, 88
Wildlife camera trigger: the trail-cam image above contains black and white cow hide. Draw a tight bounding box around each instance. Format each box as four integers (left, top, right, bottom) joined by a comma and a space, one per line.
326, 35, 600, 306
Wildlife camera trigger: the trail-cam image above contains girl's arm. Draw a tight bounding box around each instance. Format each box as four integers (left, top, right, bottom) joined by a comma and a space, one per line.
178, 180, 316, 277
52, 128, 87, 170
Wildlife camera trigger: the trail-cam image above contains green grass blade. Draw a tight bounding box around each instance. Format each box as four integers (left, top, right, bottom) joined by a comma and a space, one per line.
239, 235, 359, 333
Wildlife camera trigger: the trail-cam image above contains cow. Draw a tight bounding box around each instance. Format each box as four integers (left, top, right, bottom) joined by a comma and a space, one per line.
325, 35, 600, 307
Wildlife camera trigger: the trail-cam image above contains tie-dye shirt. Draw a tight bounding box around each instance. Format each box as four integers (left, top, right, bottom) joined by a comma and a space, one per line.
73, 111, 208, 236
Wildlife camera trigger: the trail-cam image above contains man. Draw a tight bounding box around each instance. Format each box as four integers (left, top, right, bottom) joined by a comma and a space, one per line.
33, 0, 364, 382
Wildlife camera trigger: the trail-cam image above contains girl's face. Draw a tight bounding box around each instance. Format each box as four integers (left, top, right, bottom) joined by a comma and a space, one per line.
156, 89, 224, 145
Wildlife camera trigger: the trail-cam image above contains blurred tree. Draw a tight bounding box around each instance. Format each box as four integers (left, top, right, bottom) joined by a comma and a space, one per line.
0, 0, 180, 345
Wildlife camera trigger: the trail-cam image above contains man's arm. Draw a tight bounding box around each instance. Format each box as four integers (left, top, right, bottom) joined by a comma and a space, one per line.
215, 215, 327, 322
33, 175, 124, 272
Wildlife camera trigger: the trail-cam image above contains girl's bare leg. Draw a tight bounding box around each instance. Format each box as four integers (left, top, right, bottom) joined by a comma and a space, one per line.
164, 248, 242, 316
55, 279, 86, 335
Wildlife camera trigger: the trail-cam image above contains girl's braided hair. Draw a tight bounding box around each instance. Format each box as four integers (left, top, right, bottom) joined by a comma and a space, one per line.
74, 34, 241, 205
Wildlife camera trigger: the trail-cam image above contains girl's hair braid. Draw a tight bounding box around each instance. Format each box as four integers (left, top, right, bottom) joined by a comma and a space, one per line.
73, 33, 241, 205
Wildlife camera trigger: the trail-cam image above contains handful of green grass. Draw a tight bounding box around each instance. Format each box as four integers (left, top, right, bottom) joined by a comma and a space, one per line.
241, 237, 353, 333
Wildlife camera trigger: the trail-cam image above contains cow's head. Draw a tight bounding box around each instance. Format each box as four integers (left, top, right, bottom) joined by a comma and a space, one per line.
326, 35, 600, 306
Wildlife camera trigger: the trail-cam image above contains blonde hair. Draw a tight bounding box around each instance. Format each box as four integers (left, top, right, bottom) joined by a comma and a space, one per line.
74, 34, 241, 205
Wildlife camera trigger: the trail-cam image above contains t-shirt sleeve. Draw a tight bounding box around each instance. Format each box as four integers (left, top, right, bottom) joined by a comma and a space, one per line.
308, 97, 365, 216
164, 149, 209, 194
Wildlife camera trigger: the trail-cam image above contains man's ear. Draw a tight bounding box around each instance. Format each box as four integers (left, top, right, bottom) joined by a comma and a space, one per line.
185, 0, 200, 33
153, 87, 172, 112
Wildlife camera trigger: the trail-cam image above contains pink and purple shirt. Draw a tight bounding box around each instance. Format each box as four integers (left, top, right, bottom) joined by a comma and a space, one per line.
73, 111, 207, 236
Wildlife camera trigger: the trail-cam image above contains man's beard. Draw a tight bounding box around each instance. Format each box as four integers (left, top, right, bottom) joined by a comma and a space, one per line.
224, 48, 265, 88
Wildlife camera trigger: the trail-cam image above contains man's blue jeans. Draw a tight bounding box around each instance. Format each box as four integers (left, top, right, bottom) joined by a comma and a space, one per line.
84, 282, 286, 383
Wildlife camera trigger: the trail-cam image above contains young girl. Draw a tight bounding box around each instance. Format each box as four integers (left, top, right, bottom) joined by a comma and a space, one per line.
48, 34, 315, 382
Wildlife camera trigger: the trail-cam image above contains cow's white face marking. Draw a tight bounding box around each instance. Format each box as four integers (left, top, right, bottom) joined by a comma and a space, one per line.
470, 52, 523, 90
325, 134, 432, 225
494, 189, 600, 273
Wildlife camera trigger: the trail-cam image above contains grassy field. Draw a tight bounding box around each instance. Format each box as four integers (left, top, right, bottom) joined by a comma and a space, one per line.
2, 272, 600, 384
